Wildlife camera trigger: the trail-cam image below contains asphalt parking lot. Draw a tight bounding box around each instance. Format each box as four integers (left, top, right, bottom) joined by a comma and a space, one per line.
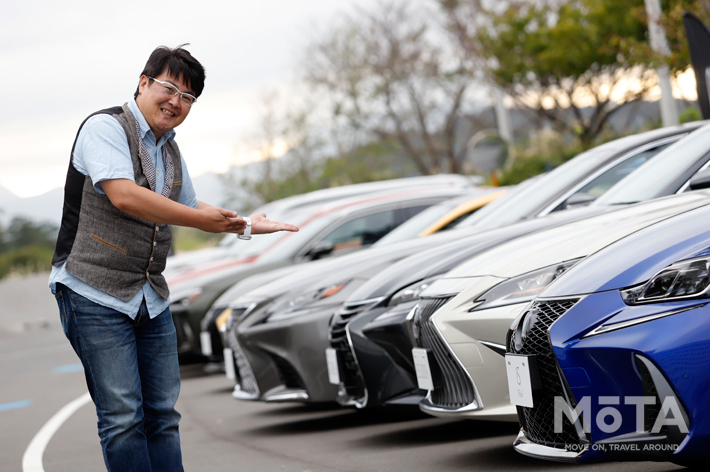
0, 273, 686, 472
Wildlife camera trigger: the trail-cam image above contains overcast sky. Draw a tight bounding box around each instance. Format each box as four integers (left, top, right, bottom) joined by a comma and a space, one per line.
2, 1, 699, 199
0, 0, 398, 198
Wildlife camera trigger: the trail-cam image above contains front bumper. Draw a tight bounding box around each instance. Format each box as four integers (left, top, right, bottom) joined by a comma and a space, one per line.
334, 300, 425, 408
512, 291, 710, 463
413, 292, 521, 421
233, 303, 342, 403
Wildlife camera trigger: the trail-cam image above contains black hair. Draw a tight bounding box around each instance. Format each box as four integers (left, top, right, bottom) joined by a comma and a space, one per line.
134, 44, 206, 99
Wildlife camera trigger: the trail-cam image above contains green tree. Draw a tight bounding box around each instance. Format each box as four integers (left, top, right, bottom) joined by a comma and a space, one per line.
440, 0, 701, 145
0, 216, 58, 279
0, 218, 6, 254
5, 217, 58, 252
0, 245, 55, 279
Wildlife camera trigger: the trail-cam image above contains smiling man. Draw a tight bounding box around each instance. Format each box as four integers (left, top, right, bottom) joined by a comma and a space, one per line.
49, 45, 297, 472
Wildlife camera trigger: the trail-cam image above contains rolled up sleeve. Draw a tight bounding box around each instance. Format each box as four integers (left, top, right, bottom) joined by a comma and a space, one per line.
73, 115, 135, 194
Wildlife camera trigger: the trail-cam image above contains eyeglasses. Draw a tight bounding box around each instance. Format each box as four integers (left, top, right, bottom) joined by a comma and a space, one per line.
147, 77, 197, 107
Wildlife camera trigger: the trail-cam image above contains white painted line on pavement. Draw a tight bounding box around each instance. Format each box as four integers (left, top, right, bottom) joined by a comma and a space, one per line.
22, 392, 92, 472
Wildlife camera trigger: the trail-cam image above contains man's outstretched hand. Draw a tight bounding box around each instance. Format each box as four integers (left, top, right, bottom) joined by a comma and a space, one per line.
199, 207, 246, 233
247, 212, 299, 235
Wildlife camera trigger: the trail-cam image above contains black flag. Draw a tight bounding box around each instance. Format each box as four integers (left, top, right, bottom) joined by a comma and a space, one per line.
683, 12, 710, 119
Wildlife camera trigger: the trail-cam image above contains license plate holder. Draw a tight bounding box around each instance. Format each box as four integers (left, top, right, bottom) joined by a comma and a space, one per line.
223, 348, 236, 381
200, 332, 213, 356
325, 348, 340, 385
505, 353, 540, 408
412, 348, 438, 391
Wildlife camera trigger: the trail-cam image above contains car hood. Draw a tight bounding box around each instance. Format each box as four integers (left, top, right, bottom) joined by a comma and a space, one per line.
346, 205, 607, 302
542, 198, 710, 297
220, 225, 483, 313
212, 264, 302, 309
434, 191, 710, 284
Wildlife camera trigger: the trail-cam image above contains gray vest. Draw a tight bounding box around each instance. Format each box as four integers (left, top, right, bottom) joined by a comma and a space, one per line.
58, 104, 183, 301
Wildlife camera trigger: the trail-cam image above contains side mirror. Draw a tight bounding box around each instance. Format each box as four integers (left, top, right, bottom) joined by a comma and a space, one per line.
307, 241, 335, 260
688, 168, 710, 190
563, 192, 598, 208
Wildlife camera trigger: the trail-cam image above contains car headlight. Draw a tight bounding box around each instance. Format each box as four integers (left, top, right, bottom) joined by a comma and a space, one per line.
169, 287, 203, 309
472, 259, 581, 312
265, 282, 349, 323
388, 277, 440, 307
622, 256, 710, 305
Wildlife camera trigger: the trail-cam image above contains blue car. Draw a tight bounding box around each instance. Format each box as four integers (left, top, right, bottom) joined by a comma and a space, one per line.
507, 201, 710, 466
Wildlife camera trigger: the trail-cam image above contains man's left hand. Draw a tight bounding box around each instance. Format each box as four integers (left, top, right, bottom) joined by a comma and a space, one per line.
247, 213, 299, 235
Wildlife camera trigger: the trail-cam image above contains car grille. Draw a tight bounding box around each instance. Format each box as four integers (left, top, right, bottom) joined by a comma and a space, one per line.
508, 298, 584, 448
417, 296, 477, 409
329, 300, 381, 399
227, 328, 259, 397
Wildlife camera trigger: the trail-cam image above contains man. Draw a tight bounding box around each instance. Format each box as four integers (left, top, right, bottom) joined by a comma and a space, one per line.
49, 45, 297, 472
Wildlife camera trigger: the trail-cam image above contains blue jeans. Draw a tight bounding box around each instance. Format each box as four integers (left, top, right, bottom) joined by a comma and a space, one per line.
55, 283, 184, 472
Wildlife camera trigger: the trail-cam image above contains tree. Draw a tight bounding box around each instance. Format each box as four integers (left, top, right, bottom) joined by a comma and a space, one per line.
0, 216, 58, 279
303, 1, 478, 175
440, 0, 701, 145
5, 217, 57, 252
219, 92, 407, 210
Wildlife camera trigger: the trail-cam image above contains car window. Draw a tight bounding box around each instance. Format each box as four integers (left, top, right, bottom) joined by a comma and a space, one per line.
437, 210, 476, 231
255, 215, 339, 263
552, 142, 672, 211
595, 123, 710, 205
320, 209, 398, 253
457, 146, 613, 227
375, 199, 468, 246
398, 205, 430, 223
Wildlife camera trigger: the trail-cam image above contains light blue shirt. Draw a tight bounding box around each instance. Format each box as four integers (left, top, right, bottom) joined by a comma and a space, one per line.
49, 98, 199, 319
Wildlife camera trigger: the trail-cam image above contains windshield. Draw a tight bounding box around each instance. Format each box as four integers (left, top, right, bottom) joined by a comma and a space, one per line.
374, 194, 479, 246
458, 146, 614, 227
594, 123, 710, 205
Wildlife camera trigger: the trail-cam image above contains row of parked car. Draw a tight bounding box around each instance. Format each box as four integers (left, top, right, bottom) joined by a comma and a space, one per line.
166, 120, 710, 467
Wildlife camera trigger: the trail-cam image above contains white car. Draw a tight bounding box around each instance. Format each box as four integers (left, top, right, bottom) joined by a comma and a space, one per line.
412, 190, 710, 421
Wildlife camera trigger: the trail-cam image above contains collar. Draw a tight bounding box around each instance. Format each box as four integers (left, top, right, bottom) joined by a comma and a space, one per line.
127, 98, 176, 143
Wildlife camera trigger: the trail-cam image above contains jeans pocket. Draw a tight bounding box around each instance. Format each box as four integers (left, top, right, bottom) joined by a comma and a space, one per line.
54, 288, 70, 336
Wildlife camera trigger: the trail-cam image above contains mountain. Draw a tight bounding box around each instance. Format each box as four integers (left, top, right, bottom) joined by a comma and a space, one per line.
0, 186, 64, 226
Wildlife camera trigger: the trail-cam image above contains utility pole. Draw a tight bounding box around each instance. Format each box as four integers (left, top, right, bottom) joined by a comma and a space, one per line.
645, 0, 680, 126
493, 87, 513, 143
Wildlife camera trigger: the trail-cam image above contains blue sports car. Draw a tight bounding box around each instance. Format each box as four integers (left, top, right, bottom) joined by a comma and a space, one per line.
507, 201, 710, 466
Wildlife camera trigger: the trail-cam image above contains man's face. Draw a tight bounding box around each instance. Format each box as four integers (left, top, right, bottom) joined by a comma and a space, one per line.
135, 70, 194, 140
